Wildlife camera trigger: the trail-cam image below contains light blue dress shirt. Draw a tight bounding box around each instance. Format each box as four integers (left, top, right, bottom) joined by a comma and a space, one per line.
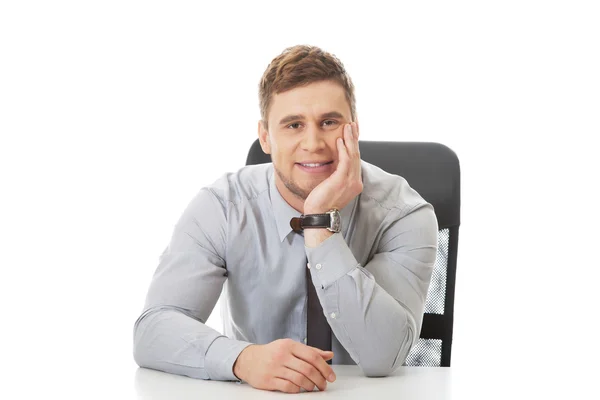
133, 160, 438, 380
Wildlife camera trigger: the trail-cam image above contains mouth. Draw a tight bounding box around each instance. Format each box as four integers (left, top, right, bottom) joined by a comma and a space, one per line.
295, 161, 334, 174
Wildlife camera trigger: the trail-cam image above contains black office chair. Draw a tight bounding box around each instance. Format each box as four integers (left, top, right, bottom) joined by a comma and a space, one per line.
246, 140, 461, 367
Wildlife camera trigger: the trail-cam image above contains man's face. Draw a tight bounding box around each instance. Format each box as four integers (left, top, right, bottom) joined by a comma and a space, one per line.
258, 80, 354, 202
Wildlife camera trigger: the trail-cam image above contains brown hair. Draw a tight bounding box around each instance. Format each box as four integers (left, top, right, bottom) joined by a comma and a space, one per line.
259, 45, 356, 129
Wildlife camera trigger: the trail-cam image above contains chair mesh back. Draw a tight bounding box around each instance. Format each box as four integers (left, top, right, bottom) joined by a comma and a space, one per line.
405, 339, 443, 367
245, 139, 460, 367
404, 228, 449, 366
425, 228, 449, 315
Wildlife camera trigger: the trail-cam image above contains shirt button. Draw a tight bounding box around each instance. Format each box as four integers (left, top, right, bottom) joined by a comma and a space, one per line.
330, 312, 337, 319
316, 263, 322, 270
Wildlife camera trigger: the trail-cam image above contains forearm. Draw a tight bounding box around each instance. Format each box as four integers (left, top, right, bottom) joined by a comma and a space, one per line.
306, 234, 420, 376
133, 307, 253, 381
323, 269, 415, 375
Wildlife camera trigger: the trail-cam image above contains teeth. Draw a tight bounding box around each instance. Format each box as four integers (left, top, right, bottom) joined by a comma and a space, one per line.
301, 163, 326, 167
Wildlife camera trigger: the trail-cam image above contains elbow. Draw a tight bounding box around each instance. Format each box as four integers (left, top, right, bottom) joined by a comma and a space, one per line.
359, 328, 413, 378
133, 345, 144, 369
132, 328, 148, 368
360, 363, 395, 378
132, 311, 153, 368
132, 323, 146, 368
360, 348, 407, 377
358, 348, 405, 378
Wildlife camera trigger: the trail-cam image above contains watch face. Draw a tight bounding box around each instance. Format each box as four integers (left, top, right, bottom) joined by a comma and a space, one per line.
329, 210, 341, 233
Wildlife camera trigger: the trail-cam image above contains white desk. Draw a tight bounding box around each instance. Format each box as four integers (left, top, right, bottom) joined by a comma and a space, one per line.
133, 364, 597, 399
134, 365, 453, 399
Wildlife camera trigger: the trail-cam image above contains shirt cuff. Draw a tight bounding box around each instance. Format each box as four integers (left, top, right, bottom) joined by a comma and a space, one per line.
204, 336, 253, 381
305, 232, 359, 288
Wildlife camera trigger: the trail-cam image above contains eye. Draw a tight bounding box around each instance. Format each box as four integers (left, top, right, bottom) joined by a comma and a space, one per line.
322, 120, 338, 127
287, 122, 302, 129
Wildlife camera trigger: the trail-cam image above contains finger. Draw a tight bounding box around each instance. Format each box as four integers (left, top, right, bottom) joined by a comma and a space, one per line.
307, 346, 334, 359
284, 356, 328, 391
336, 129, 351, 176
353, 121, 360, 151
272, 377, 301, 394
291, 344, 336, 383
345, 122, 359, 161
306, 348, 334, 362
345, 123, 361, 182
277, 367, 318, 392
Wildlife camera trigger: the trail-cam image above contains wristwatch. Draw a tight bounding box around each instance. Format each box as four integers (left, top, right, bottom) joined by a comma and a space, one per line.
290, 209, 341, 233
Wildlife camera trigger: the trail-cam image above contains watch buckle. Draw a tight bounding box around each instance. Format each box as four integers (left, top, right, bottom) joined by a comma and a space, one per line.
327, 209, 341, 233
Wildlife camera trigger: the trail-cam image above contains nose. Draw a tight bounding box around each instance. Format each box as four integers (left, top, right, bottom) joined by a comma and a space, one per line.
300, 124, 326, 153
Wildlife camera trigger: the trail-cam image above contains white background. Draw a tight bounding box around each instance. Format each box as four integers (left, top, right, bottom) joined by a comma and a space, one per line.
1, 1, 599, 398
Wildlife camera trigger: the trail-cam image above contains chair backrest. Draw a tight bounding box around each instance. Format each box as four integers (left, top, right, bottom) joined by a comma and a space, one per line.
246, 139, 461, 367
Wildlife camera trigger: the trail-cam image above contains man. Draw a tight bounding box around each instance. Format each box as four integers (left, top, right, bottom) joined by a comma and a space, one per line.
133, 45, 438, 393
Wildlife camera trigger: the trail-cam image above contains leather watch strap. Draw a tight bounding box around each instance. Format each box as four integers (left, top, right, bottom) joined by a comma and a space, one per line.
301, 214, 330, 229
290, 214, 331, 232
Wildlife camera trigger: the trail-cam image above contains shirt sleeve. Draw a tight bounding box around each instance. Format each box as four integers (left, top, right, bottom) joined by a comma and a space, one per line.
305, 203, 438, 377
133, 187, 252, 381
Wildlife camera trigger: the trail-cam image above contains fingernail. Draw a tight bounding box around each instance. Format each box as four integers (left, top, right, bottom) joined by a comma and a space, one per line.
346, 124, 352, 135
328, 373, 336, 382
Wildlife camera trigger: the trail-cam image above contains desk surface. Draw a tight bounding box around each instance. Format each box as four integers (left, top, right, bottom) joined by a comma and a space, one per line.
134, 365, 450, 399
133, 364, 597, 399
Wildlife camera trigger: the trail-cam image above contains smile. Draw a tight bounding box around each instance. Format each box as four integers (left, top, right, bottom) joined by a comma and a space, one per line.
295, 161, 334, 174
298, 161, 333, 168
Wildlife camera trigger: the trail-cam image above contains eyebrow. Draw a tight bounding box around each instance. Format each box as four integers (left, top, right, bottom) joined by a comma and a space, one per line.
278, 111, 345, 126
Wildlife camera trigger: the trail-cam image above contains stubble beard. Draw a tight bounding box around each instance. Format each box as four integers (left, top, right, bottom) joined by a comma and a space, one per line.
274, 165, 319, 201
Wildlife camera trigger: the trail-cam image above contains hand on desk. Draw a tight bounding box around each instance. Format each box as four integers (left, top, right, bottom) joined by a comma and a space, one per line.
232, 338, 337, 393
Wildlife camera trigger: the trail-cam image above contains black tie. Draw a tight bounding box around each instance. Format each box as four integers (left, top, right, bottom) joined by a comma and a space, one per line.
305, 257, 333, 363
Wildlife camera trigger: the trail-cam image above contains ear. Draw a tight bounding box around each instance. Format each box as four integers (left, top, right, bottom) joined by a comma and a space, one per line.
257, 120, 271, 154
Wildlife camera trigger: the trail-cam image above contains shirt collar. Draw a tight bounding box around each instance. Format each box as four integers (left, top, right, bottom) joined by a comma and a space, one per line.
269, 168, 358, 242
